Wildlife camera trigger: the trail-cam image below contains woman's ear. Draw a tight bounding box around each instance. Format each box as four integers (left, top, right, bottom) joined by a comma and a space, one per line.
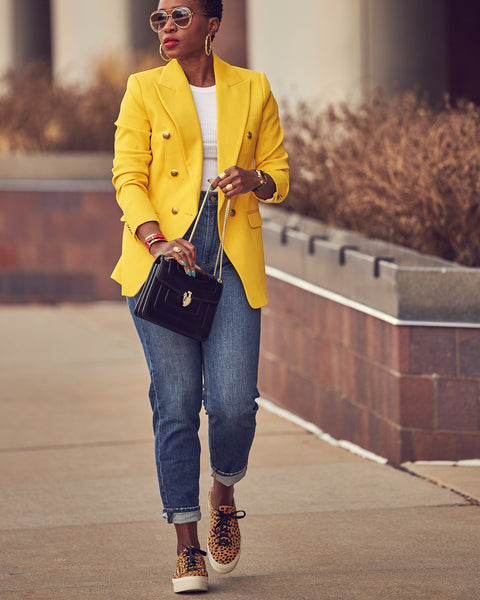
209, 17, 220, 36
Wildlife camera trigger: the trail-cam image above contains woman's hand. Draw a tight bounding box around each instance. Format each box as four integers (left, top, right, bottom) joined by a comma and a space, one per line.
137, 222, 198, 277
154, 239, 198, 277
211, 167, 270, 198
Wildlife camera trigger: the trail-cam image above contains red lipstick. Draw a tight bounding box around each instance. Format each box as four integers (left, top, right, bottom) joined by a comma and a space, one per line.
164, 38, 179, 49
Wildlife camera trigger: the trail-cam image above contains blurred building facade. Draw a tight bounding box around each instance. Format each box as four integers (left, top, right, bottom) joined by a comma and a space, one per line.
1, 0, 480, 105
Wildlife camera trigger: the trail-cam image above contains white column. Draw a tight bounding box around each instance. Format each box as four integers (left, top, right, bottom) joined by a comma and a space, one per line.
247, 0, 447, 106
246, 0, 363, 106
0, 0, 14, 78
51, 0, 131, 86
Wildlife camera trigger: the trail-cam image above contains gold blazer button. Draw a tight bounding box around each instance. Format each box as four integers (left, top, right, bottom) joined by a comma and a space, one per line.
229, 209, 236, 217
247, 131, 252, 139
163, 131, 171, 139
170, 169, 179, 177
171, 207, 178, 215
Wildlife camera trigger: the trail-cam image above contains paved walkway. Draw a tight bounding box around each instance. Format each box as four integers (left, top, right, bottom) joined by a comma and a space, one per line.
0, 303, 479, 600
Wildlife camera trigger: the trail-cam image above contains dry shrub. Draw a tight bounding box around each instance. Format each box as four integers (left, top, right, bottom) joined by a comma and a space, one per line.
283, 90, 480, 266
0, 52, 159, 153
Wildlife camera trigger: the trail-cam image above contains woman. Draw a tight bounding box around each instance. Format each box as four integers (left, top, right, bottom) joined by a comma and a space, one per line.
112, 0, 289, 593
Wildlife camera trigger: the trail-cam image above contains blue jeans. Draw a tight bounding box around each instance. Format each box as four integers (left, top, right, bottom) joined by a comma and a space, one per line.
127, 192, 261, 524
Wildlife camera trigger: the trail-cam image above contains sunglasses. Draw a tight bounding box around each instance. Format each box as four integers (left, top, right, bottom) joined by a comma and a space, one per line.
150, 6, 209, 32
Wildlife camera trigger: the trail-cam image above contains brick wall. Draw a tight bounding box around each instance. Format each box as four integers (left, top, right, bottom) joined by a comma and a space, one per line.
0, 185, 122, 303
259, 275, 480, 465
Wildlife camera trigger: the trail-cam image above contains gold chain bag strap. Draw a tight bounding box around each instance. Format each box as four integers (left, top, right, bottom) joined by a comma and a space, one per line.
134, 183, 231, 341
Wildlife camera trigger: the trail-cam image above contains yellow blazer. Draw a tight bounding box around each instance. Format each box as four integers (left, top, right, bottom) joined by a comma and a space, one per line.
112, 55, 289, 308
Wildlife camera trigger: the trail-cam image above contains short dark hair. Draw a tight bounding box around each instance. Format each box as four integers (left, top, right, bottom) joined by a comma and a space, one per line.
199, 0, 223, 22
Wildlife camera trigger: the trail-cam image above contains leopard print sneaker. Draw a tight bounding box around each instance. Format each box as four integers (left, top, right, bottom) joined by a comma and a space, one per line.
172, 546, 208, 593
207, 490, 246, 574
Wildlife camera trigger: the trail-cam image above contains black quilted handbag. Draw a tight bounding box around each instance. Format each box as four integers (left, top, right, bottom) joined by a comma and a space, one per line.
134, 184, 230, 341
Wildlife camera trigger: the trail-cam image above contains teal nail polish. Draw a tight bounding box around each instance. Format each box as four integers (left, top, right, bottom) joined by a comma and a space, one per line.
181, 261, 186, 266
187, 269, 192, 276
192, 271, 196, 278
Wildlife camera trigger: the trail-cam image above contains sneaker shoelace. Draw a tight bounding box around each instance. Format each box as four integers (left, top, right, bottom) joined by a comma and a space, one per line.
211, 509, 246, 547
182, 545, 207, 569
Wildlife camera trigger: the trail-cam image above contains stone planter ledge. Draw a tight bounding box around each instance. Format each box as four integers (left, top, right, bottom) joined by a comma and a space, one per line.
259, 205, 480, 465
261, 205, 480, 325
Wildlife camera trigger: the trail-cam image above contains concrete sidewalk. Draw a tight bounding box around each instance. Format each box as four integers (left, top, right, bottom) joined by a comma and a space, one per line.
0, 303, 479, 600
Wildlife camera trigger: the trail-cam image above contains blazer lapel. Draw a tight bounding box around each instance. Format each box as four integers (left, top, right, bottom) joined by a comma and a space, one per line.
215, 56, 251, 203
154, 60, 203, 199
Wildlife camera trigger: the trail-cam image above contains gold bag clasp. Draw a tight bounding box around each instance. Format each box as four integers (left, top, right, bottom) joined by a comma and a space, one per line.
182, 291, 192, 307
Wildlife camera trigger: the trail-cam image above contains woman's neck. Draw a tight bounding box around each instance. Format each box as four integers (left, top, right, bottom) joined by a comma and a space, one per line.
178, 55, 215, 87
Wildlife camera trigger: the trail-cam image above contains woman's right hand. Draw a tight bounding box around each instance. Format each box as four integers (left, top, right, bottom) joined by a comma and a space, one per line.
151, 239, 198, 277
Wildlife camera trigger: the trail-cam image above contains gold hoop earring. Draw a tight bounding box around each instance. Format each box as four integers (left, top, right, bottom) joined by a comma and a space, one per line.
159, 43, 171, 62
205, 34, 213, 57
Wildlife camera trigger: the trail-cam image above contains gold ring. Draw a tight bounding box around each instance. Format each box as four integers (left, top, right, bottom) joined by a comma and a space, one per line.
219, 172, 227, 179
173, 246, 182, 253
225, 183, 234, 192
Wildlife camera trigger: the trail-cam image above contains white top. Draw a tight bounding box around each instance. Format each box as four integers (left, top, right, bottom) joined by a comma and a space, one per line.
190, 84, 218, 190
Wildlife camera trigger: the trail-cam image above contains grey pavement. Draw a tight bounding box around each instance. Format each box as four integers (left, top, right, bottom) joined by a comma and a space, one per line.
0, 303, 479, 600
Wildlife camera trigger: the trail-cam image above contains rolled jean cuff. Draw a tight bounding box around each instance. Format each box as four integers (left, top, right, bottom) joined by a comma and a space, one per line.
163, 507, 201, 524
210, 465, 247, 487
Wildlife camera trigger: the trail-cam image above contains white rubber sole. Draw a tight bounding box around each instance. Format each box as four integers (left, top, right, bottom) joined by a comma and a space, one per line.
172, 575, 208, 593
207, 548, 241, 574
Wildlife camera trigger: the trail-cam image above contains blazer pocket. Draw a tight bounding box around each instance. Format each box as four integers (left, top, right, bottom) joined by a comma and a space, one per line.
247, 209, 263, 229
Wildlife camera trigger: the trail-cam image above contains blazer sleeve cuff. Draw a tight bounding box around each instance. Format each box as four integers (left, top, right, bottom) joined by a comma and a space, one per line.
259, 171, 288, 204
117, 185, 159, 238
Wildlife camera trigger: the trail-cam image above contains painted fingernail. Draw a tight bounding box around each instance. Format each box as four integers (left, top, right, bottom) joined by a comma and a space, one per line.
181, 261, 187, 266
187, 270, 192, 276
192, 271, 196, 278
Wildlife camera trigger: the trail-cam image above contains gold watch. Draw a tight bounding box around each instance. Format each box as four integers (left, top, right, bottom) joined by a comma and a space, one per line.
253, 169, 268, 192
